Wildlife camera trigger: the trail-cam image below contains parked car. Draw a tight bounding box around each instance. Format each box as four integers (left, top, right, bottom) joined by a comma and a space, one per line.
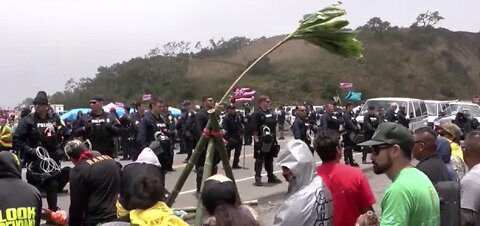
436, 101, 480, 126
424, 100, 452, 128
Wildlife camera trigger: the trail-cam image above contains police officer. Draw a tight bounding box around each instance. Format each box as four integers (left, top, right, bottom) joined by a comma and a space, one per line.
291, 105, 313, 151
361, 106, 379, 164
222, 105, 243, 169
160, 103, 176, 172
250, 95, 282, 186
119, 106, 134, 160
321, 102, 340, 130
385, 103, 398, 123
130, 102, 145, 161
179, 101, 196, 163
12, 91, 70, 214
342, 102, 360, 167
137, 97, 172, 187
377, 106, 387, 123
243, 106, 253, 145
194, 96, 221, 195
276, 106, 286, 140
397, 105, 410, 129
73, 95, 122, 157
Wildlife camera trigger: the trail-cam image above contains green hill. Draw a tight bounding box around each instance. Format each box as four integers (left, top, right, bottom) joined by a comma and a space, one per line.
50, 28, 480, 109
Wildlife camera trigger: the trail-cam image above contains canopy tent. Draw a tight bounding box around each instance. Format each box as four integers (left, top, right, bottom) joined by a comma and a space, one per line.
60, 108, 91, 121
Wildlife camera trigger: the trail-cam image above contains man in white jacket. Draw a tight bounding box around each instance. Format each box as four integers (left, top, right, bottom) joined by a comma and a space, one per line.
274, 140, 333, 226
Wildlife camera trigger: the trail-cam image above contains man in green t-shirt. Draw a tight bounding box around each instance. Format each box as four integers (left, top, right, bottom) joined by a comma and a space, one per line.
358, 122, 440, 226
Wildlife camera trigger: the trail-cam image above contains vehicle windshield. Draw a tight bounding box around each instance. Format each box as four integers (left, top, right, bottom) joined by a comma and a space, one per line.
360, 100, 407, 114
450, 103, 480, 117
425, 103, 438, 116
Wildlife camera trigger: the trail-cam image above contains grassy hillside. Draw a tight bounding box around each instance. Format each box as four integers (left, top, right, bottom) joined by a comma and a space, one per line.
50, 28, 480, 109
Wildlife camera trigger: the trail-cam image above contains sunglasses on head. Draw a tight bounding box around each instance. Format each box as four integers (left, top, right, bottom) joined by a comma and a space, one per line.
372, 144, 394, 155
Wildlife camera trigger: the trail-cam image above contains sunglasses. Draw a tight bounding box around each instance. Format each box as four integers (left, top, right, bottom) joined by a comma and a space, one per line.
89, 101, 97, 105
372, 144, 394, 155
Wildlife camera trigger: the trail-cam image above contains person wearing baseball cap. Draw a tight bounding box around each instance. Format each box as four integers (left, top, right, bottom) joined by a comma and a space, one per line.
435, 122, 467, 179
356, 122, 440, 226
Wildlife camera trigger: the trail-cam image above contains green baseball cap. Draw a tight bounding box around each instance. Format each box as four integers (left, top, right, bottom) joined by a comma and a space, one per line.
358, 122, 414, 151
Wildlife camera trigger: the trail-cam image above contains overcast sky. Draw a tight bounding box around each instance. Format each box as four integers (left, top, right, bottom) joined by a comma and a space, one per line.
1, 0, 478, 108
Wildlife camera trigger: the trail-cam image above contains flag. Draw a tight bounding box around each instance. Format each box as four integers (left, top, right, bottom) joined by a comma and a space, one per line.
142, 94, 151, 101
345, 91, 362, 102
339, 82, 353, 89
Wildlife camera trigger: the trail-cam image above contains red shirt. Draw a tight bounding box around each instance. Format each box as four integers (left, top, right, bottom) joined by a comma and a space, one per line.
317, 162, 375, 226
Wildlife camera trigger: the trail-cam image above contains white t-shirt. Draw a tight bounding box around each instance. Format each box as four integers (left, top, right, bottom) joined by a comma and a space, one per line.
461, 163, 480, 211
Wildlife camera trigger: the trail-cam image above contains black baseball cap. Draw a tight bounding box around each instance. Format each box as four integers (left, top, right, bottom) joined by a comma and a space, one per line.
91, 95, 104, 102
358, 122, 414, 151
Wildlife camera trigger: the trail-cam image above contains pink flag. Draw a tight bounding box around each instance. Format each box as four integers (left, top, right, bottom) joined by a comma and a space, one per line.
115, 102, 124, 108
142, 94, 152, 101
339, 82, 353, 89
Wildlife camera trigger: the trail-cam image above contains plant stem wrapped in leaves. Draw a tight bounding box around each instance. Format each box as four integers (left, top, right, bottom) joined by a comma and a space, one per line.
219, 1, 363, 103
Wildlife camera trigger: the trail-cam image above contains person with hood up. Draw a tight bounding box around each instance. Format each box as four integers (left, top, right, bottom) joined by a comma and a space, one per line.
0, 151, 42, 226
274, 140, 333, 226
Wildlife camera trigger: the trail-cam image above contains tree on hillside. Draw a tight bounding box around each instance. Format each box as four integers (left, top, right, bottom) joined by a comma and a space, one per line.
357, 17, 391, 32
411, 11, 444, 28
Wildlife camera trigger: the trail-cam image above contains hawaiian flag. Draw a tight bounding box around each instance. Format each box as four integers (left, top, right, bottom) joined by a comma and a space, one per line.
142, 94, 152, 101
339, 82, 353, 89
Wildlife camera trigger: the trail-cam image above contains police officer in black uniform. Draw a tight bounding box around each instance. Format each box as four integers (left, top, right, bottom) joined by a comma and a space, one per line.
250, 95, 282, 186
397, 104, 410, 129
137, 97, 172, 187
160, 103, 176, 172
222, 105, 244, 169
385, 103, 398, 123
291, 105, 312, 150
321, 102, 340, 130
342, 102, 360, 167
361, 106, 379, 164
130, 102, 145, 161
73, 95, 122, 157
194, 96, 221, 195
13, 91, 70, 214
243, 106, 253, 145
119, 106, 134, 160
377, 106, 387, 123
177, 100, 196, 163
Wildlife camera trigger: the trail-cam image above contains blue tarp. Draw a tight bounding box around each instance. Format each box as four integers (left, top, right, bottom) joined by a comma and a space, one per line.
60, 108, 91, 121
345, 91, 362, 102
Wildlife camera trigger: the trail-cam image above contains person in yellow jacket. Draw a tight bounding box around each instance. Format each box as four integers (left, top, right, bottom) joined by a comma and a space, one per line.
436, 122, 467, 179
103, 173, 188, 226
0, 118, 12, 151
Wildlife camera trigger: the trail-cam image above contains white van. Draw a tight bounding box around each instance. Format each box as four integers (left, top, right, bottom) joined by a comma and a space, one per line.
356, 97, 428, 131
424, 100, 452, 127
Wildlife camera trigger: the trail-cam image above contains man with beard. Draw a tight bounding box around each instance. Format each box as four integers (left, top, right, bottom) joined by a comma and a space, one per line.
358, 122, 440, 226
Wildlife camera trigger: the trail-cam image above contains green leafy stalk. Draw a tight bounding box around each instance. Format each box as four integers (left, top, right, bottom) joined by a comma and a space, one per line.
219, 1, 363, 103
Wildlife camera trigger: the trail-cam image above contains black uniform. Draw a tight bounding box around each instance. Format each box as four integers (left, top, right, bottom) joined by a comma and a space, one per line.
321, 112, 341, 130
277, 108, 286, 139
243, 110, 253, 145
119, 113, 135, 160
0, 152, 42, 226
178, 110, 196, 161
361, 112, 380, 162
222, 111, 244, 168
385, 109, 398, 123
69, 154, 120, 226
342, 111, 360, 166
194, 108, 221, 192
12, 112, 70, 211
162, 113, 176, 171
136, 112, 172, 186
130, 112, 144, 161
73, 110, 122, 157
291, 116, 315, 152
176, 110, 188, 155
250, 107, 281, 185
397, 110, 410, 129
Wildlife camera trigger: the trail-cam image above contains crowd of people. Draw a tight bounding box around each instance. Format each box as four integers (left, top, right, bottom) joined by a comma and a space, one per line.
1, 90, 480, 225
